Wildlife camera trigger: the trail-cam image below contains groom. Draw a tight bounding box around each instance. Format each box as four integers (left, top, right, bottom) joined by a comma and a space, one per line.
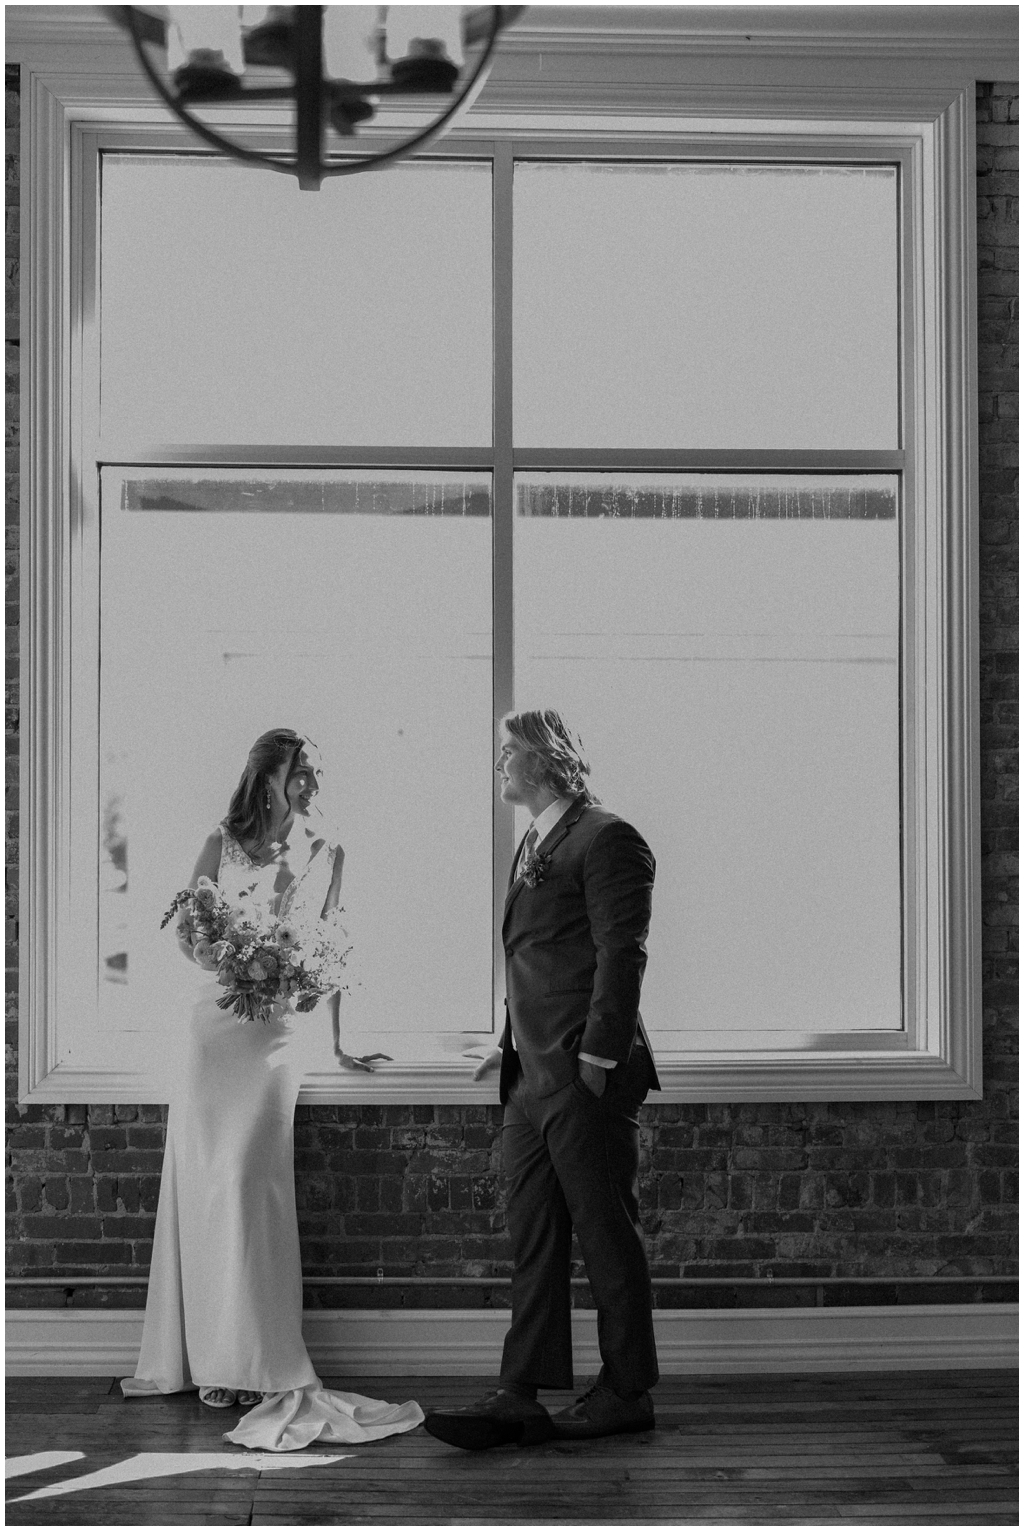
425, 709, 659, 1451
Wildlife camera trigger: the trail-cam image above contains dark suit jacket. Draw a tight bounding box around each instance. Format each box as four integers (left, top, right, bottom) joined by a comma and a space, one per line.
499, 797, 660, 1102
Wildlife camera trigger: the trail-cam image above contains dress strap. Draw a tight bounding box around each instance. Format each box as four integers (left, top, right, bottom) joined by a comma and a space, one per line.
218, 824, 256, 873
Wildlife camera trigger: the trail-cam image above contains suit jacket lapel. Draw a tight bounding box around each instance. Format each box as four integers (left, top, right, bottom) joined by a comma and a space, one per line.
507, 828, 530, 893
502, 797, 589, 920
536, 797, 587, 859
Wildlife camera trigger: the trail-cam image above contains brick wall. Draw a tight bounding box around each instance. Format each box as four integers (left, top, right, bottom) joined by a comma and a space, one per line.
5, 71, 1018, 1300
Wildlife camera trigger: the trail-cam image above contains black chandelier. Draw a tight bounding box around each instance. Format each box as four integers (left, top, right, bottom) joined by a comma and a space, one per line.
110, 6, 524, 189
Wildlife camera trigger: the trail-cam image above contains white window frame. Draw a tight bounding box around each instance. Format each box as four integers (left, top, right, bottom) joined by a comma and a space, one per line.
15, 32, 983, 1105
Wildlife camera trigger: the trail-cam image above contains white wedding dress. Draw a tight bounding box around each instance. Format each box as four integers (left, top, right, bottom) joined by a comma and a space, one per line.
121, 825, 424, 1451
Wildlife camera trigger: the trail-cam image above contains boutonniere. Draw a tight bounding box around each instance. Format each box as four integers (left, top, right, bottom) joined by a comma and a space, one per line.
521, 850, 551, 888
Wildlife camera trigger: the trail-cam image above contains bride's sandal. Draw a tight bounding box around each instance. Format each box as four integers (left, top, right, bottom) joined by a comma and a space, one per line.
199, 1386, 237, 1409
237, 1391, 263, 1408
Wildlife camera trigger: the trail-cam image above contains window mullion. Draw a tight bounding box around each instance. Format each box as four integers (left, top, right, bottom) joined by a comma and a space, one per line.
513, 449, 906, 472
94, 445, 495, 469
491, 141, 515, 1032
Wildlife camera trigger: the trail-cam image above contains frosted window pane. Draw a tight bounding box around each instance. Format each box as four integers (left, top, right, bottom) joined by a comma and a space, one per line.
99, 468, 493, 1070
514, 474, 902, 1042
514, 163, 898, 449
101, 157, 492, 445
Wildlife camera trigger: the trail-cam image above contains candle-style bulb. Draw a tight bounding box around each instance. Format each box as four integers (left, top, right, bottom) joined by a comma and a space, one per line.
167, 5, 245, 99
386, 5, 464, 92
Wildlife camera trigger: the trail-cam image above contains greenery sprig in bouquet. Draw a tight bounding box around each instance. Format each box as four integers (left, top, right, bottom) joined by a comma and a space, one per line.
161, 876, 351, 1025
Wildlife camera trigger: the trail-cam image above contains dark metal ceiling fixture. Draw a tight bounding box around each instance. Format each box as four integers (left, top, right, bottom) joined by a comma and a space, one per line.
109, 5, 524, 189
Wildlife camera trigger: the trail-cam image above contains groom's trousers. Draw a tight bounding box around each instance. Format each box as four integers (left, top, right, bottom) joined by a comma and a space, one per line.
498, 1043, 659, 1396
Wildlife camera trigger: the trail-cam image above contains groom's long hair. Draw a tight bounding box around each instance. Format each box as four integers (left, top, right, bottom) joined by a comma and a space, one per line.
501, 709, 598, 804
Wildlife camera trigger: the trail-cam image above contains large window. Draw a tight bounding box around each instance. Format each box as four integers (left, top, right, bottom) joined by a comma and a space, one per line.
19, 85, 980, 1102
100, 156, 493, 445
98, 468, 494, 1085
512, 161, 899, 448
514, 473, 902, 1052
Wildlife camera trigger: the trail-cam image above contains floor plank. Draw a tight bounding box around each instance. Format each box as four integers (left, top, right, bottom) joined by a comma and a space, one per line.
6, 1369, 1017, 1526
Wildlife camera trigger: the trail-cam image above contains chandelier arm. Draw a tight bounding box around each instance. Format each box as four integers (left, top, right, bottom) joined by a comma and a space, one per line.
122, 6, 299, 176
319, 5, 506, 179
293, 5, 325, 191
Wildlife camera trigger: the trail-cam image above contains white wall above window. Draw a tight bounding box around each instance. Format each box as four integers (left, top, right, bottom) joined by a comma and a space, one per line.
5, 6, 1018, 87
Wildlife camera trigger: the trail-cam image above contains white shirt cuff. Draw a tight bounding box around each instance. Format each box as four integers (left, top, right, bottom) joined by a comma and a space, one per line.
578, 1052, 616, 1069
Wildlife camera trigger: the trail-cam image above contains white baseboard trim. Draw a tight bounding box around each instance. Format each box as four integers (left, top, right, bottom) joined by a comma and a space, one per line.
6, 1304, 1017, 1377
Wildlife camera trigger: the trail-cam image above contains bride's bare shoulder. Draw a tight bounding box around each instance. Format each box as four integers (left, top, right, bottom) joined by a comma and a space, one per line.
201, 827, 225, 855
189, 828, 224, 886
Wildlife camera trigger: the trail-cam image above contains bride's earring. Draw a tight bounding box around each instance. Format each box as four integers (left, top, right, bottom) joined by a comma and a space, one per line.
264, 789, 271, 809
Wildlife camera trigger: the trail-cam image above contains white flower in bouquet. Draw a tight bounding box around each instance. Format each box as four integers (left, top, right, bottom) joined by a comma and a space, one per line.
161, 883, 352, 1024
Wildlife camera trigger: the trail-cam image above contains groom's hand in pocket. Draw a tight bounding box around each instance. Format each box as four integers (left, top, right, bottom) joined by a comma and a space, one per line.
578, 1059, 608, 1097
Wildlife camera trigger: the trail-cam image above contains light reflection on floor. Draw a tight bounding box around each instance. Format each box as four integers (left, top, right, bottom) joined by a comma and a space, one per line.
6, 1452, 85, 1480
8, 1449, 353, 1501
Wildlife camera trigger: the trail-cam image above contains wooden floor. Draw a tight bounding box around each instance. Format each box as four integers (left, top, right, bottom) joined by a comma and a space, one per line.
5, 1371, 1017, 1526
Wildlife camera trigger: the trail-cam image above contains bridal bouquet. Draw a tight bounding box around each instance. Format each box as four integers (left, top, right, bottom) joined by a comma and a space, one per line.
161, 876, 351, 1025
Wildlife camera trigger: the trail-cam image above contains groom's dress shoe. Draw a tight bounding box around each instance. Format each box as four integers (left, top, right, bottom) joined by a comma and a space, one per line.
423, 1389, 555, 1451
550, 1381, 655, 1440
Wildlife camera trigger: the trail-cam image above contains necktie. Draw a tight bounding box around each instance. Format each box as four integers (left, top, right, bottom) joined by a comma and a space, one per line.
520, 825, 538, 873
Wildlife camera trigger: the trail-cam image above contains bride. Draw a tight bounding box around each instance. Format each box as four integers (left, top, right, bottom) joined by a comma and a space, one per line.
121, 728, 423, 1451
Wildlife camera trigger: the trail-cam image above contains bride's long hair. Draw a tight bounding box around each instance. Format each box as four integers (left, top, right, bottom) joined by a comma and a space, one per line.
224, 728, 309, 849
